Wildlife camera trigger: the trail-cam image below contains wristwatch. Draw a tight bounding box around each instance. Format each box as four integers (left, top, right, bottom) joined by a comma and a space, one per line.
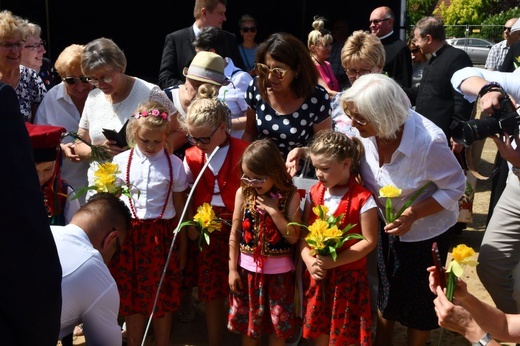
472, 332, 492, 346
512, 166, 520, 177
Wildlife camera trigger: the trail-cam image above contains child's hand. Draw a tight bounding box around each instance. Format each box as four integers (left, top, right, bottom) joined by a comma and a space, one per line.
255, 194, 279, 216
316, 254, 338, 270
307, 257, 327, 281
229, 269, 243, 294
187, 226, 199, 241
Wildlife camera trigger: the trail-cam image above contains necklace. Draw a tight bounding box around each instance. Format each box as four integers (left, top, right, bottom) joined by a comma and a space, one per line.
318, 176, 353, 226
126, 148, 173, 222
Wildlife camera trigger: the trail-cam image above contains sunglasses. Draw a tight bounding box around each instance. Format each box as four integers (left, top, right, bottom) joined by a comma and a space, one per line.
186, 126, 219, 145
62, 76, 89, 85
344, 111, 368, 126
410, 48, 420, 53
25, 40, 46, 50
369, 17, 391, 25
240, 174, 267, 186
504, 26, 512, 31
255, 63, 290, 80
241, 26, 257, 33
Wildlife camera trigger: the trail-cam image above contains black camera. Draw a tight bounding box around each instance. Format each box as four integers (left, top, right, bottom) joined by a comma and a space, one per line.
452, 93, 520, 147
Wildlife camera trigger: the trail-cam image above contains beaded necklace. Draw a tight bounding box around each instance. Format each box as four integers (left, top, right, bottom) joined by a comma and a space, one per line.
318, 176, 354, 226
126, 148, 173, 222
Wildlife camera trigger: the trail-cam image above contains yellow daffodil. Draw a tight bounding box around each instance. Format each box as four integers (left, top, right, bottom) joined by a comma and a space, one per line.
182, 202, 223, 251
73, 162, 135, 200
446, 244, 479, 301
379, 181, 430, 224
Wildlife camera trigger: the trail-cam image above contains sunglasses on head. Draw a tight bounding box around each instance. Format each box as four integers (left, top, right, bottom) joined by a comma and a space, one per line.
255, 63, 290, 80
241, 26, 257, 33
62, 76, 89, 85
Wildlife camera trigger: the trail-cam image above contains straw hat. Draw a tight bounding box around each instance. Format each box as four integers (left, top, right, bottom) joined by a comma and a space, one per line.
183, 51, 229, 86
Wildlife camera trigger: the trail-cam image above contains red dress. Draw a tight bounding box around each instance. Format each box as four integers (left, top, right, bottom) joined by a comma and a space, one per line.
302, 180, 373, 345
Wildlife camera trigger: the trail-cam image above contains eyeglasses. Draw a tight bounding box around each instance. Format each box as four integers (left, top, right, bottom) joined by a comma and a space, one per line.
345, 67, 373, 78
241, 26, 257, 33
504, 27, 512, 31
369, 17, 391, 25
86, 74, 113, 86
255, 63, 290, 80
240, 174, 267, 186
344, 111, 368, 126
410, 48, 420, 53
0, 40, 26, 50
186, 126, 219, 145
24, 40, 46, 50
62, 76, 89, 85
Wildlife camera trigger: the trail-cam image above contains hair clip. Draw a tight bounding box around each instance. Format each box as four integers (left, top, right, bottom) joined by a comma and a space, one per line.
133, 109, 170, 120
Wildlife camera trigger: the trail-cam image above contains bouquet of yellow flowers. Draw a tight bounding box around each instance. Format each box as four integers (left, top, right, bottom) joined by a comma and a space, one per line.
379, 181, 431, 224
289, 205, 364, 261
180, 203, 223, 251
73, 162, 133, 200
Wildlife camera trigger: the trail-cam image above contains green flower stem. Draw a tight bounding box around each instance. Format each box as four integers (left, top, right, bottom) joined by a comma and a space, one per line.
446, 271, 456, 302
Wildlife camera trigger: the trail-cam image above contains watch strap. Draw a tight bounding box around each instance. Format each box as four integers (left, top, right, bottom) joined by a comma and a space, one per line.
472, 332, 492, 346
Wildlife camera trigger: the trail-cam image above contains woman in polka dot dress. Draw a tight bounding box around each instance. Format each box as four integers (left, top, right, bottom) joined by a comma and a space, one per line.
242, 32, 332, 164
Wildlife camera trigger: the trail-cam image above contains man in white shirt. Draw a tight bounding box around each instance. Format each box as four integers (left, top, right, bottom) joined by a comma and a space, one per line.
53, 192, 131, 345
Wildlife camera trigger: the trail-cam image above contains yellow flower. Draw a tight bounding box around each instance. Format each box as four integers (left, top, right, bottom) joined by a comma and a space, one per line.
379, 182, 430, 224
72, 162, 135, 200
379, 185, 402, 198
194, 203, 222, 234
312, 205, 329, 218
446, 244, 479, 301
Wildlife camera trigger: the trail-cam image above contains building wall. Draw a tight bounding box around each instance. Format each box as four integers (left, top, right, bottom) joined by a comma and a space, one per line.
2, 0, 401, 84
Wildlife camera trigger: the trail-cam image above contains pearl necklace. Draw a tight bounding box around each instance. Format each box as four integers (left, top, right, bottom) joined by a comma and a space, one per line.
126, 148, 173, 222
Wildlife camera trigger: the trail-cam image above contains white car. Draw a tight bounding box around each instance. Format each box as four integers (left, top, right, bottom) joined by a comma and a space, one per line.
446, 37, 494, 65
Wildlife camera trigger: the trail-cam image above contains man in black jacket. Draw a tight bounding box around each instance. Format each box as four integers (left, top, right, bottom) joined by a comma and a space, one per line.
158, 0, 244, 89
370, 6, 412, 88
0, 81, 62, 345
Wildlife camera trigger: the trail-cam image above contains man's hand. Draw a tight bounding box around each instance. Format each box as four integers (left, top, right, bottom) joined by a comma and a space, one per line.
490, 132, 520, 167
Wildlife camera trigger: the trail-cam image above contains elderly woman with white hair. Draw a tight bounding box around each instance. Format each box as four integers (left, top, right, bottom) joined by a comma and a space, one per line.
341, 73, 465, 345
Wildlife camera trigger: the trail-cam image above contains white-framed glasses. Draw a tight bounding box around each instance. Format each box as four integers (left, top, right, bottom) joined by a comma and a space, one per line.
240, 174, 267, 186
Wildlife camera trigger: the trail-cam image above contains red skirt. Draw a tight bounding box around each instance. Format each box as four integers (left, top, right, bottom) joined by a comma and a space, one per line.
228, 267, 296, 340
302, 266, 372, 345
109, 218, 182, 317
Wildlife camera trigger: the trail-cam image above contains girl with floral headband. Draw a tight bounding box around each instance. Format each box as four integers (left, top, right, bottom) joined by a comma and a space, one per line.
180, 83, 249, 345
109, 100, 188, 346
228, 137, 302, 344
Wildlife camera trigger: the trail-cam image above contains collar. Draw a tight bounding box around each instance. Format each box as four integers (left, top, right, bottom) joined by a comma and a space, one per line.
134, 145, 166, 163
398, 110, 416, 158
192, 22, 201, 37
379, 30, 394, 40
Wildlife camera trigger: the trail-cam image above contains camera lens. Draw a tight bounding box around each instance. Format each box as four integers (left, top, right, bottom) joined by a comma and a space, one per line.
460, 117, 501, 146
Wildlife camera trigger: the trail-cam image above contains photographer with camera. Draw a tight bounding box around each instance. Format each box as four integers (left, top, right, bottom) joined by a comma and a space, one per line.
451, 66, 520, 315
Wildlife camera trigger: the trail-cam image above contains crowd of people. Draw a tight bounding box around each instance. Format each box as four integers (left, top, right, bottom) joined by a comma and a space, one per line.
3, 1, 520, 345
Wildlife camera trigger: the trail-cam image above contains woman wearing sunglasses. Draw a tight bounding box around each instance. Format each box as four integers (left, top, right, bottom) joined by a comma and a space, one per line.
238, 14, 259, 76
407, 38, 429, 88
34, 44, 93, 206
243, 32, 332, 172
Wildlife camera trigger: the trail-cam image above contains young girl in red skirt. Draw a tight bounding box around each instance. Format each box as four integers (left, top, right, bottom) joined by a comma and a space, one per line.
181, 84, 249, 345
110, 100, 188, 346
228, 138, 302, 345
301, 131, 378, 345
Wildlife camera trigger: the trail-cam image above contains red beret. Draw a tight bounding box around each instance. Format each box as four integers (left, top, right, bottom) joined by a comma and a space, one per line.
25, 123, 66, 162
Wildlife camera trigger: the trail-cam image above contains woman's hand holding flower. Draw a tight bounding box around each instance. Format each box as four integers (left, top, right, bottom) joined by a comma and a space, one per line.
384, 211, 415, 236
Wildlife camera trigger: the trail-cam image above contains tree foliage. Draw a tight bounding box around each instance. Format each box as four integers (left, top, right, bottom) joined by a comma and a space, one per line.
434, 0, 490, 25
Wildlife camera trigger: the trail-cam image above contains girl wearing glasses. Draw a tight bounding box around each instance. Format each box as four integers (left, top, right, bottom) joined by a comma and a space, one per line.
111, 100, 188, 346
300, 130, 377, 345
243, 32, 332, 168
181, 84, 249, 346
228, 138, 302, 345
